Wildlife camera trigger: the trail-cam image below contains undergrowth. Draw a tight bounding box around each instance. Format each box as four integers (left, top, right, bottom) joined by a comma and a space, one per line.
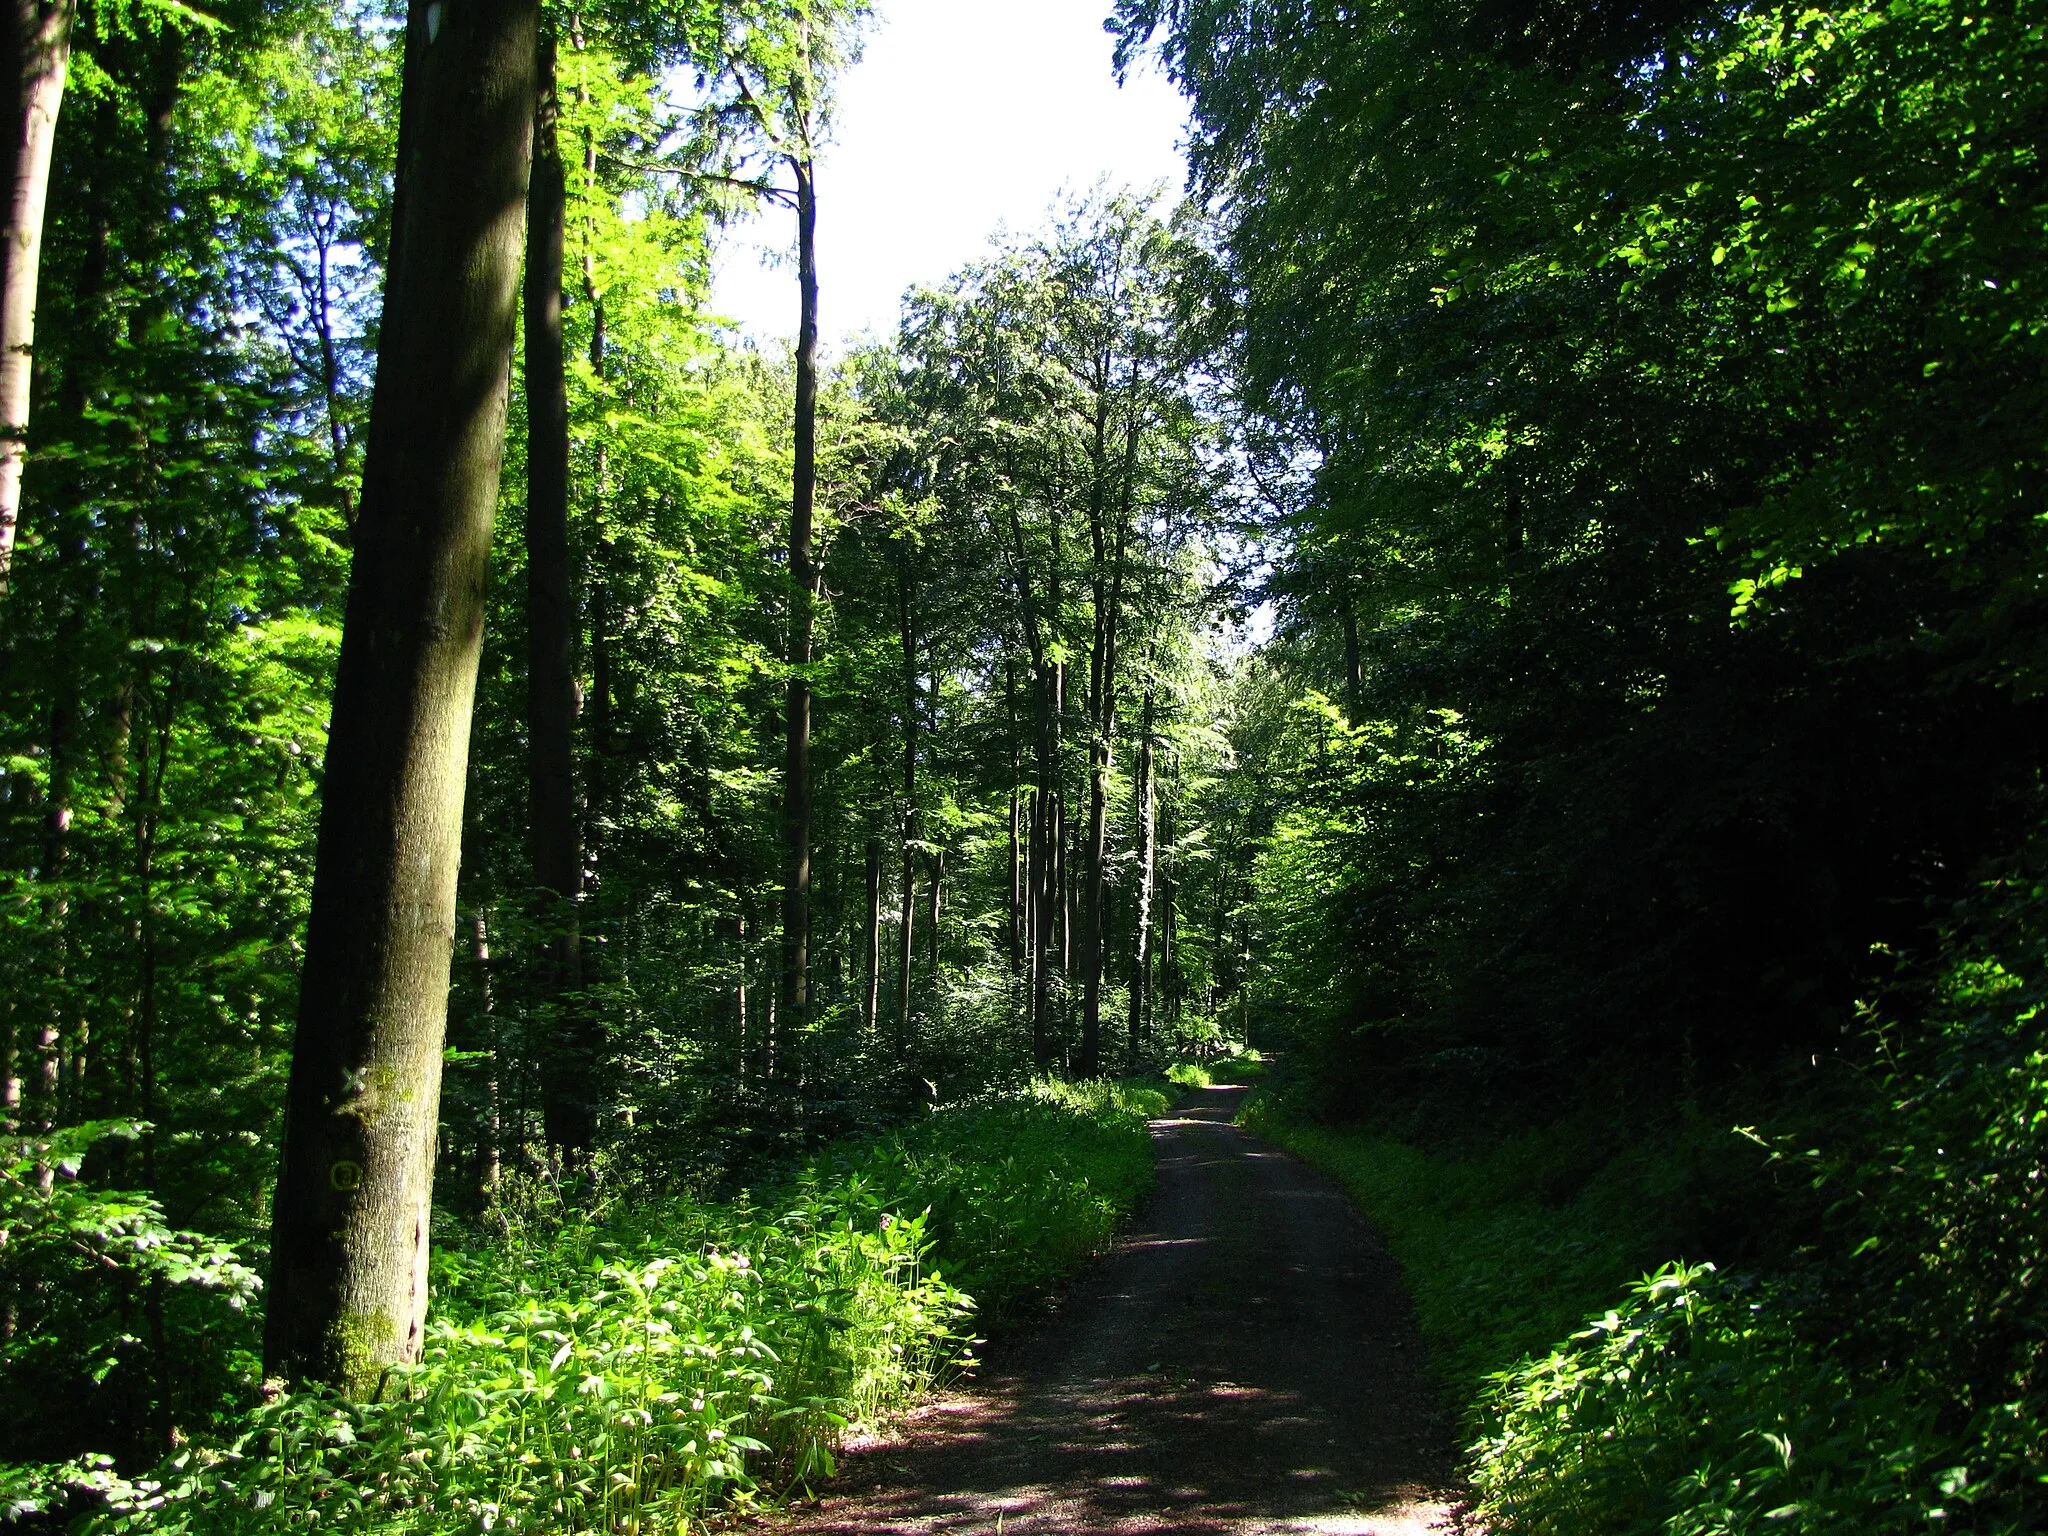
8, 1078, 1163, 1534
1248, 887, 2048, 1534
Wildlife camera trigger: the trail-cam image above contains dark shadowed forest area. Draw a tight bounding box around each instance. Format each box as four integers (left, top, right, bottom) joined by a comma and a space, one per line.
0, 0, 2045, 1531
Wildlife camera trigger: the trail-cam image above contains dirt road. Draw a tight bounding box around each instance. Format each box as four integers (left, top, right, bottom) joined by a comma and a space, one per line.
778, 1084, 1462, 1535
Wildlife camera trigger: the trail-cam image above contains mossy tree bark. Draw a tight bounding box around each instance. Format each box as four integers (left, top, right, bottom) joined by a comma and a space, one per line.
264, 0, 536, 1396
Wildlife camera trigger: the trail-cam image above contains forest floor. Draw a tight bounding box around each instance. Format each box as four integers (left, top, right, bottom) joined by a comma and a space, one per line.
771, 1085, 1465, 1535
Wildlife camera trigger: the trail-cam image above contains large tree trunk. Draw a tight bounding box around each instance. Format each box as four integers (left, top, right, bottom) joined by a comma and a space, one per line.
264, 0, 536, 1396
0, 0, 73, 594
522, 28, 593, 1153
777, 153, 818, 1045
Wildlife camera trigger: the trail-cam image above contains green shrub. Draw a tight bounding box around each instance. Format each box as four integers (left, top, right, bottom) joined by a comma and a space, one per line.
1471, 1263, 1939, 1536
51, 1077, 1157, 1534
815, 1077, 1163, 1320
0, 1121, 263, 1500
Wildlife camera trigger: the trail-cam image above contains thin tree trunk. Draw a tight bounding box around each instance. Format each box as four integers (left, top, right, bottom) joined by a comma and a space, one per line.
1029, 784, 1047, 1066
777, 151, 819, 1043
1006, 658, 1022, 975
1337, 579, 1363, 722
1009, 786, 1022, 973
862, 836, 880, 1036
0, 0, 73, 594
896, 823, 916, 1043
1130, 680, 1155, 1057
1056, 789, 1070, 979
926, 846, 942, 975
264, 0, 536, 1396
0, 1017, 16, 1131
895, 542, 918, 1044
1159, 783, 1179, 1024
523, 27, 592, 1154
471, 909, 500, 1198
733, 909, 749, 1083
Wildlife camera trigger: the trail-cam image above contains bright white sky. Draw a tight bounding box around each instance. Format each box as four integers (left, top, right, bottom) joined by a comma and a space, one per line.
709, 0, 1191, 350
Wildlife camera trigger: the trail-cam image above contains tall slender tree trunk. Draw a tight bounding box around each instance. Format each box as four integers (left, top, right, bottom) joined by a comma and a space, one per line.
1030, 658, 1064, 1068
0, 0, 73, 594
926, 847, 942, 974
1337, 580, 1363, 723
264, 0, 537, 1396
0, 1016, 15, 1131
1078, 751, 1108, 1075
1029, 783, 1048, 1066
523, 27, 592, 1153
1006, 658, 1022, 976
1008, 786, 1022, 972
894, 544, 918, 1043
1158, 784, 1179, 1024
777, 153, 819, 1046
1129, 680, 1155, 1056
1056, 789, 1070, 979
471, 909, 500, 1197
896, 822, 916, 1042
862, 836, 880, 1036
733, 910, 749, 1083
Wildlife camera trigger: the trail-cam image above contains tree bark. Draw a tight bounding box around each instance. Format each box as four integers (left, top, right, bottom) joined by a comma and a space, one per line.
0, 0, 73, 595
1009, 785, 1022, 973
777, 152, 818, 1043
894, 542, 918, 1043
1006, 658, 1022, 975
926, 846, 942, 974
862, 835, 880, 1036
1078, 419, 1137, 1077
264, 0, 536, 1396
1337, 579, 1363, 723
1130, 680, 1155, 1056
522, 27, 593, 1153
896, 820, 916, 1043
470, 908, 500, 1198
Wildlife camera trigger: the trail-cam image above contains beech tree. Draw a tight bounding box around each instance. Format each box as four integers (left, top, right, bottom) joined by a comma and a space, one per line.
264, 0, 537, 1393
0, 0, 74, 594
686, 0, 866, 1047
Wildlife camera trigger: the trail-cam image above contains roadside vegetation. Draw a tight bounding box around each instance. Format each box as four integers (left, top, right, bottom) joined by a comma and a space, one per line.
8, 1080, 1163, 1531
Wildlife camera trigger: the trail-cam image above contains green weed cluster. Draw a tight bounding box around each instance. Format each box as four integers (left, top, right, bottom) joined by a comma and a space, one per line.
11, 1079, 1161, 1534
811, 1078, 1167, 1323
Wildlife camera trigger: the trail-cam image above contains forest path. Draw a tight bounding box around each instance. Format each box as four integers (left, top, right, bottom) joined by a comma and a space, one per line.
773, 1085, 1463, 1535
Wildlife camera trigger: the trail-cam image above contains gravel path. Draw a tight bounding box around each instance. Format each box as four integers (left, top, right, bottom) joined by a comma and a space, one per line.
776, 1084, 1463, 1535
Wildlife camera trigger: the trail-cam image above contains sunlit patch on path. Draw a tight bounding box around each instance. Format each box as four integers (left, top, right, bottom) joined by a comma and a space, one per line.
775, 1085, 1466, 1534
